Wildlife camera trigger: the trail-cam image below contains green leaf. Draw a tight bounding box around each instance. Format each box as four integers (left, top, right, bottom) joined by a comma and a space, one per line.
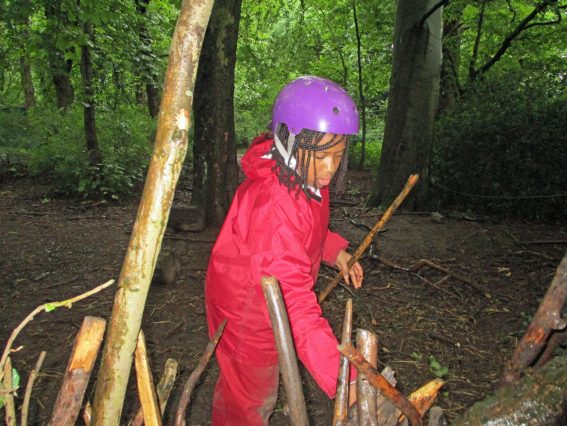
44, 303, 57, 312
12, 368, 20, 389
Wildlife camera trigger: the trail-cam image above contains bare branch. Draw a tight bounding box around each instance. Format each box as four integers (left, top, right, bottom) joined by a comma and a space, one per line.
473, 0, 559, 78
420, 0, 450, 27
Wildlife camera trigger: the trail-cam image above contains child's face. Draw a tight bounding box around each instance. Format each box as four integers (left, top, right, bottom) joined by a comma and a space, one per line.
298, 133, 347, 189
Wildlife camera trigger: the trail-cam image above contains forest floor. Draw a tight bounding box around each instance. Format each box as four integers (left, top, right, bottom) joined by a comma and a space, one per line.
1, 169, 566, 425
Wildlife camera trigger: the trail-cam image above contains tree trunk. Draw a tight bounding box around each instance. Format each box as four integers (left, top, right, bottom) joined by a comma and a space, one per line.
44, 0, 74, 109
90, 1, 214, 423
368, 0, 442, 209
20, 57, 35, 110
438, 14, 462, 115
19, 17, 36, 111
352, 0, 367, 170
80, 21, 102, 167
135, 0, 161, 118
193, 0, 242, 226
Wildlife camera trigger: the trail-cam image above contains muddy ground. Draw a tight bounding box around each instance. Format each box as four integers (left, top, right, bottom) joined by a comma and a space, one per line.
1, 169, 566, 425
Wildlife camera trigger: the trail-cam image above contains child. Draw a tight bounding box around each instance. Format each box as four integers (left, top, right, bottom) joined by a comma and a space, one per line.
205, 76, 364, 425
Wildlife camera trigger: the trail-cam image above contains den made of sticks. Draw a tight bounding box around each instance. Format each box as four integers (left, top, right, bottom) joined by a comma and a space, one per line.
1, 0, 567, 425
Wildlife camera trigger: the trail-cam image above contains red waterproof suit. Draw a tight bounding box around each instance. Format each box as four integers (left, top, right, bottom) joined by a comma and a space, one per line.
205, 134, 352, 425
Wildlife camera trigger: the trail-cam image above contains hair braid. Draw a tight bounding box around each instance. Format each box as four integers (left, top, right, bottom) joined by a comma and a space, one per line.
271, 124, 349, 201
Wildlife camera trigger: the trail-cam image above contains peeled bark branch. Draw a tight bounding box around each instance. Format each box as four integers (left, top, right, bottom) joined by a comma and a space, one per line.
90, 1, 214, 423
332, 299, 353, 426
338, 342, 422, 426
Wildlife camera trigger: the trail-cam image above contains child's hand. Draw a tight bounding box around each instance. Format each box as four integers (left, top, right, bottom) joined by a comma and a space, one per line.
335, 250, 364, 289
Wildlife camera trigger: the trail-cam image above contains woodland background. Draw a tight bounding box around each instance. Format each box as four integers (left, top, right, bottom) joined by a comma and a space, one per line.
0, 0, 565, 220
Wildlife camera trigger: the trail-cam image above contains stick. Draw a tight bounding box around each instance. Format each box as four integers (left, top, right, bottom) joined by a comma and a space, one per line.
134, 330, 162, 426
129, 358, 179, 426
318, 174, 419, 303
0, 279, 114, 383
48, 316, 107, 426
3, 357, 16, 426
332, 299, 353, 426
501, 252, 567, 385
337, 342, 423, 426
261, 276, 309, 425
174, 320, 227, 426
21, 351, 46, 426
356, 329, 379, 426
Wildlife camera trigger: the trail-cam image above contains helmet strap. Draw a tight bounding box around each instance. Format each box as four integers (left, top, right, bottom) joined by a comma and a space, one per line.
274, 132, 297, 169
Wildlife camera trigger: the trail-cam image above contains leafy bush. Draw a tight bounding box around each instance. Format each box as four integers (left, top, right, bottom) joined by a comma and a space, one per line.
432, 71, 567, 220
1, 106, 155, 198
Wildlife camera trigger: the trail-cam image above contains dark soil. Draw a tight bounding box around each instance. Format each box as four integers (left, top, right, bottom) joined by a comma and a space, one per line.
1, 170, 565, 425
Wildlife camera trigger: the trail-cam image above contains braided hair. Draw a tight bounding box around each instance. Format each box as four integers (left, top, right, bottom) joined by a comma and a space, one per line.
271, 123, 349, 201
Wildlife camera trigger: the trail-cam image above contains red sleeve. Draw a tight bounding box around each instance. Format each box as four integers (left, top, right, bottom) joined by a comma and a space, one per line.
322, 229, 349, 266
249, 198, 343, 398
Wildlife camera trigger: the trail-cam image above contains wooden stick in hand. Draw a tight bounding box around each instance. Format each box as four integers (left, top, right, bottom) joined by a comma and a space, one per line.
318, 174, 419, 303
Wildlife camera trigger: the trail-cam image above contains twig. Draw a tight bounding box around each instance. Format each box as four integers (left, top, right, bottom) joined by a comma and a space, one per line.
0, 279, 114, 383
21, 351, 46, 426
319, 174, 419, 303
3, 357, 16, 426
174, 320, 227, 426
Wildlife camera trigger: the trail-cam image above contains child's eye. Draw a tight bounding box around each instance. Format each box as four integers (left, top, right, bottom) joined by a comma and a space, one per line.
315, 154, 327, 160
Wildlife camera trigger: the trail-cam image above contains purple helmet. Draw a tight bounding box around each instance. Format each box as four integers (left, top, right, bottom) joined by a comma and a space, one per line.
271, 76, 359, 136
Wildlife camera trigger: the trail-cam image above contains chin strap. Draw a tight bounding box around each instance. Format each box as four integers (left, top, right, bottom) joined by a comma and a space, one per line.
274, 132, 297, 169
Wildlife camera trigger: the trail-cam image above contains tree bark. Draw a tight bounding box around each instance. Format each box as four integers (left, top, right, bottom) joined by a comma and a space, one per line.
90, 1, 214, 423
44, 0, 74, 109
193, 0, 242, 226
135, 0, 161, 118
80, 20, 102, 167
368, 0, 442, 209
19, 16, 36, 111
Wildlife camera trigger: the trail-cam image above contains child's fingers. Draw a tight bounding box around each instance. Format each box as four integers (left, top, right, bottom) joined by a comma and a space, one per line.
343, 271, 350, 285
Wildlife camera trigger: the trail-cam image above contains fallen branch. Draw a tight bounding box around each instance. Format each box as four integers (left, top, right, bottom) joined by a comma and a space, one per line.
174, 320, 227, 426
319, 174, 419, 303
21, 351, 46, 426
501, 252, 567, 385
261, 276, 309, 425
337, 342, 422, 426
0, 279, 114, 384
409, 259, 490, 299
